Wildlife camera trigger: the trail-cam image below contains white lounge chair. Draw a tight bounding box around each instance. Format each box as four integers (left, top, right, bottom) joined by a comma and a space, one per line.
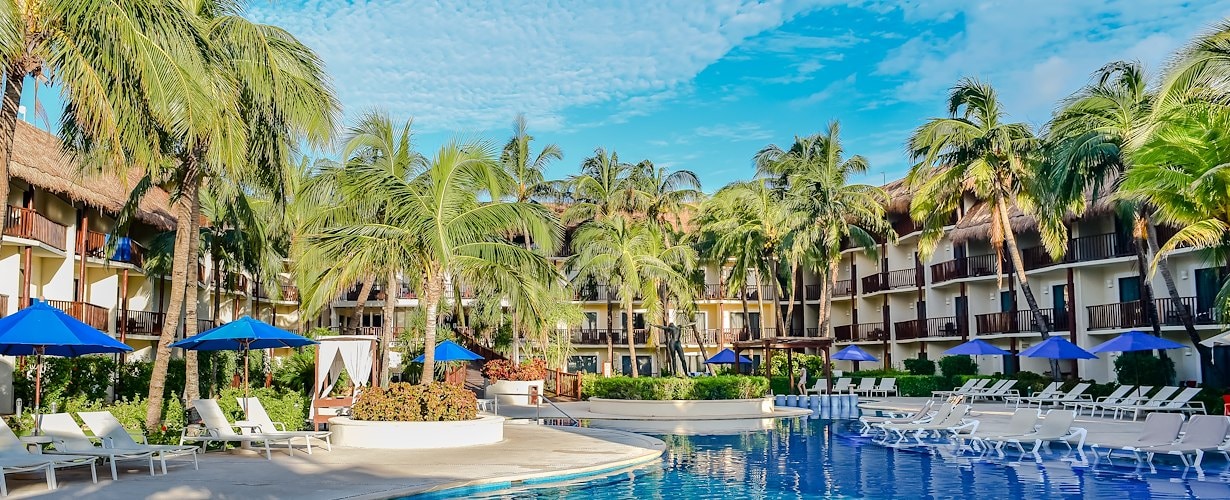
869, 378, 897, 397
851, 378, 877, 396
819, 378, 852, 394
237, 397, 333, 454
1005, 382, 1061, 407
932, 379, 978, 399
39, 413, 157, 481
1013, 383, 1090, 408
0, 418, 97, 496
965, 380, 1008, 400
1108, 386, 1183, 421
858, 401, 935, 435
957, 408, 1041, 453
1089, 412, 1184, 462
878, 405, 974, 443
1067, 385, 1145, 417
180, 399, 297, 459
1136, 415, 1230, 468
1116, 387, 1206, 420
986, 410, 1086, 455
77, 411, 200, 475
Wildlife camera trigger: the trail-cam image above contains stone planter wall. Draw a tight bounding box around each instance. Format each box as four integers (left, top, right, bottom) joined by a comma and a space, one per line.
588, 397, 775, 418
328, 415, 505, 449
484, 379, 545, 406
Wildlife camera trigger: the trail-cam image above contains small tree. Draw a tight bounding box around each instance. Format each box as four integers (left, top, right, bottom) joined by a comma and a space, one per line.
903, 358, 936, 376
1114, 352, 1176, 386
938, 356, 978, 377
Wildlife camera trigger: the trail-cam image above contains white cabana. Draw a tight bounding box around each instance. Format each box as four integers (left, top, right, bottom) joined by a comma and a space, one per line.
311, 335, 378, 430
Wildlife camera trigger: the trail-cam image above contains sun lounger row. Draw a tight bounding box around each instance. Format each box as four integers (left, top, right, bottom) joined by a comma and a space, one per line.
930, 379, 1019, 401
806, 377, 897, 397
1062, 386, 1205, 420
180, 398, 332, 459
1090, 413, 1230, 467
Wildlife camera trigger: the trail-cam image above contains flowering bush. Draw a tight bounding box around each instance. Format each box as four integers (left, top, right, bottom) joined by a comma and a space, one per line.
482, 358, 548, 381
350, 383, 477, 422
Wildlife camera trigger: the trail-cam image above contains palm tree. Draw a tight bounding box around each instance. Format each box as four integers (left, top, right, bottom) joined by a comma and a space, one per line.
758, 122, 894, 336
132, 0, 338, 431
0, 1, 214, 237
1119, 104, 1230, 382
308, 137, 562, 383
569, 215, 692, 377
907, 79, 1066, 379
1045, 61, 1208, 378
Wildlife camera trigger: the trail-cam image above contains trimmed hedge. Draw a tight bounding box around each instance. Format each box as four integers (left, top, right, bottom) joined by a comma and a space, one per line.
350, 382, 477, 422
216, 387, 310, 430
583, 375, 770, 400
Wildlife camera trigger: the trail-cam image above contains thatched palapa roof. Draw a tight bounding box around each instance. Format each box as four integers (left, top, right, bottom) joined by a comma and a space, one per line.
9, 120, 176, 230
882, 178, 912, 214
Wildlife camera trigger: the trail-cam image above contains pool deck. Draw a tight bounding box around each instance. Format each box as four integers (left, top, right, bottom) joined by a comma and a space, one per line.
5, 423, 665, 499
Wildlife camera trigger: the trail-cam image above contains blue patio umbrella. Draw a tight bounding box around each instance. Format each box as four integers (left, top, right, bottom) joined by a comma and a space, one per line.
1089, 330, 1185, 353
414, 340, 483, 363
0, 299, 133, 416
943, 339, 1012, 356
1019, 337, 1097, 360
704, 348, 753, 365
832, 345, 879, 362
171, 316, 316, 409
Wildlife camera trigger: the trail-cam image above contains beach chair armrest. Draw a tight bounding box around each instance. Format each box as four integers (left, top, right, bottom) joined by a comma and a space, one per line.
949, 419, 979, 436
1187, 402, 1206, 413
1067, 427, 1088, 449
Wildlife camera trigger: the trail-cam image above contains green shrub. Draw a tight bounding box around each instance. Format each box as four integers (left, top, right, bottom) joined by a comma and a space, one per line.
350, 382, 476, 422
482, 358, 548, 381
757, 352, 828, 378
215, 387, 310, 430
1196, 386, 1226, 416
847, 368, 909, 378
1114, 352, 1176, 386
903, 358, 936, 376
582, 375, 770, 400
769, 376, 791, 395
938, 356, 978, 377
1011, 371, 1052, 396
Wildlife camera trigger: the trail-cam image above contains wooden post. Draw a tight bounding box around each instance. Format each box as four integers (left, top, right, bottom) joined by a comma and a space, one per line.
823, 344, 832, 392
786, 347, 794, 394
76, 211, 87, 303
1067, 267, 1078, 378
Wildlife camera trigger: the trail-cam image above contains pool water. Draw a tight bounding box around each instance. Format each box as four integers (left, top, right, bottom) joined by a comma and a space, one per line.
434, 418, 1230, 499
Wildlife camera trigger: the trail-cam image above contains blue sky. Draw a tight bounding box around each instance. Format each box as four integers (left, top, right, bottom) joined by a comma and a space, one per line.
24, 1, 1230, 191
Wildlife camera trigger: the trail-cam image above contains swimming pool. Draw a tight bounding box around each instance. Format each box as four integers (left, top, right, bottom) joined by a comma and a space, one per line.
430, 417, 1230, 499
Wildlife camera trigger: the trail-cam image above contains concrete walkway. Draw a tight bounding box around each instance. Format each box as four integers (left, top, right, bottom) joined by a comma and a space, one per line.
7, 424, 665, 499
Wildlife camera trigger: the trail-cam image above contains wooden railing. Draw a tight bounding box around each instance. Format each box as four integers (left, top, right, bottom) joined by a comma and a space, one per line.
833, 279, 852, 296
894, 319, 923, 340
45, 300, 109, 331
804, 284, 821, 300
561, 328, 651, 345
975, 308, 1069, 335
1087, 297, 1214, 330
0, 294, 7, 318
118, 310, 164, 336
453, 328, 507, 361
700, 283, 724, 300
861, 267, 921, 293
82, 230, 146, 267
833, 322, 887, 343
925, 316, 962, 338
255, 285, 299, 302
5, 205, 66, 250
545, 368, 583, 399
444, 364, 467, 386
930, 254, 1008, 284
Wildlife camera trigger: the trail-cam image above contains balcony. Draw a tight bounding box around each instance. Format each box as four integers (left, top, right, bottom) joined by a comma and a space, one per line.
930, 254, 1008, 284
975, 308, 1070, 335
4, 205, 66, 251
255, 284, 299, 302
43, 300, 109, 331
861, 267, 922, 294
897, 316, 964, 340
1087, 297, 1215, 330
564, 329, 650, 345
117, 310, 164, 336
83, 230, 145, 267
932, 233, 1137, 285
833, 322, 887, 343
833, 279, 853, 297
804, 284, 820, 300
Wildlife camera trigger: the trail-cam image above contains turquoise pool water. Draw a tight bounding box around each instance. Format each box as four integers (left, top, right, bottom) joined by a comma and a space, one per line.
429, 417, 1230, 499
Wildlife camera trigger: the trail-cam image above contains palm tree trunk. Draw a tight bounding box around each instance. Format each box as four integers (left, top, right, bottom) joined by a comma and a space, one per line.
754, 271, 766, 337
816, 262, 832, 334
351, 275, 376, 333
624, 299, 639, 377
1148, 220, 1219, 383
606, 281, 614, 375
144, 161, 198, 432
822, 260, 839, 335
783, 260, 799, 336
770, 256, 785, 336
183, 184, 202, 403
381, 269, 397, 386
419, 273, 443, 384
1133, 216, 1164, 339
0, 67, 27, 238
996, 195, 1062, 380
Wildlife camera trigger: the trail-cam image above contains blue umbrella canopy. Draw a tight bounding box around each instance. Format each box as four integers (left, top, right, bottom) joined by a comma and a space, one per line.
414, 340, 483, 363
1089, 330, 1185, 353
832, 345, 879, 362
0, 300, 132, 356
170, 316, 317, 351
943, 339, 1012, 356
1019, 337, 1097, 360
704, 348, 753, 365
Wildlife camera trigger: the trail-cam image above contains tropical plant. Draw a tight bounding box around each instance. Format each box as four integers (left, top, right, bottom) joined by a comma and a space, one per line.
568, 215, 692, 377
305, 136, 561, 384
907, 79, 1064, 379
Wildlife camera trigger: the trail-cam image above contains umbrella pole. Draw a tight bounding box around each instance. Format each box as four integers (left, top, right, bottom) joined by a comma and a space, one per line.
34, 347, 43, 435
242, 343, 250, 415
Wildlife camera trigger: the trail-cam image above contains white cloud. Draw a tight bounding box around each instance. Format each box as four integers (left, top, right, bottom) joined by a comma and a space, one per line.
693, 122, 775, 142
249, 0, 834, 132
791, 73, 857, 106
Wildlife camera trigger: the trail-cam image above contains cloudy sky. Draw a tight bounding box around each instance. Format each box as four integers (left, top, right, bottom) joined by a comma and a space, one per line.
28, 1, 1230, 190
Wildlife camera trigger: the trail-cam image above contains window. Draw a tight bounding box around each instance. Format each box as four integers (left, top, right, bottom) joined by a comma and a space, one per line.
567, 355, 598, 373
621, 355, 653, 376
583, 312, 598, 330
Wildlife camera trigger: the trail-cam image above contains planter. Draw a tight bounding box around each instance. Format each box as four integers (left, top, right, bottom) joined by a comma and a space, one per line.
588, 397, 776, 418
328, 415, 505, 449
485, 379, 545, 406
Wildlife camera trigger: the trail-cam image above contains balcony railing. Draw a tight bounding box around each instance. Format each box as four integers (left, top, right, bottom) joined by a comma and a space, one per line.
933, 233, 1137, 285
975, 308, 1070, 335
44, 300, 109, 331
833, 322, 887, 343
896, 316, 964, 340
255, 285, 299, 302
930, 254, 1008, 284
563, 328, 651, 345
0, 294, 7, 318
118, 310, 164, 336
804, 284, 820, 300
833, 279, 853, 297
4, 205, 66, 251
700, 283, 724, 300
861, 267, 922, 293
1087, 297, 1215, 330
83, 230, 145, 267
894, 319, 922, 340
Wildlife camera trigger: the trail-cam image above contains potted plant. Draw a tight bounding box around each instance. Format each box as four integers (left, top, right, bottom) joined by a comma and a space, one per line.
482, 359, 548, 406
